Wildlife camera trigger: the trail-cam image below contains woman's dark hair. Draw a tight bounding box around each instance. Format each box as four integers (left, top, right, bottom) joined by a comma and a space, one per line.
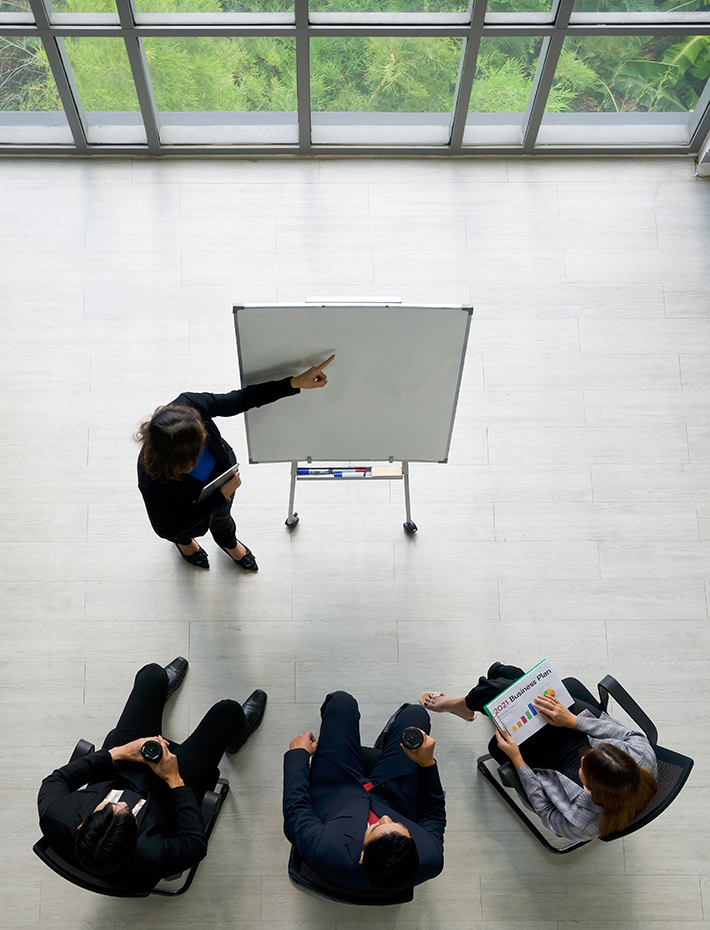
581, 743, 658, 837
135, 404, 207, 482
74, 806, 138, 875
361, 833, 419, 890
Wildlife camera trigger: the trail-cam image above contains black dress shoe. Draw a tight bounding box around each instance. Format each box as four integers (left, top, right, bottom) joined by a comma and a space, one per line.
174, 542, 209, 568
219, 541, 258, 572
226, 689, 267, 753
374, 703, 411, 750
164, 657, 189, 698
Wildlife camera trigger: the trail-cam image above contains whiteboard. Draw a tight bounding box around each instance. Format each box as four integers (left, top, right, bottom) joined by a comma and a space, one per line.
233, 303, 472, 464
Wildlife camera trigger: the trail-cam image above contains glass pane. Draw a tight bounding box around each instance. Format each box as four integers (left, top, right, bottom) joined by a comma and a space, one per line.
464, 36, 542, 144
0, 34, 73, 142
147, 36, 297, 143
547, 35, 704, 114
538, 34, 705, 144
311, 36, 460, 143
310, 1, 467, 9
574, 1, 710, 12
0, 0, 31, 11
63, 37, 146, 142
52, 0, 119, 11
487, 0, 552, 10
134, 0, 293, 12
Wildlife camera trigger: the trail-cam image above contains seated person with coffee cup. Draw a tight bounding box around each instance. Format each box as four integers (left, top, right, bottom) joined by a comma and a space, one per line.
283, 691, 446, 893
37, 658, 266, 891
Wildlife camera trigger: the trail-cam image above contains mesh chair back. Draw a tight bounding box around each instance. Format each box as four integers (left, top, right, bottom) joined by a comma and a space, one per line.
601, 745, 694, 841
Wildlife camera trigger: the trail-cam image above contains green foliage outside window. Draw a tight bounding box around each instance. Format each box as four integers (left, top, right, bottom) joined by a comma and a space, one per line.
574, 0, 710, 12
550, 34, 710, 112
0, 36, 61, 110
311, 36, 461, 111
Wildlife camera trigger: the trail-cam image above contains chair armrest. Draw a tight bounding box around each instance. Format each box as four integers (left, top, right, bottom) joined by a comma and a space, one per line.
201, 778, 230, 838
69, 739, 95, 763
597, 676, 658, 746
201, 789, 220, 825
498, 761, 533, 810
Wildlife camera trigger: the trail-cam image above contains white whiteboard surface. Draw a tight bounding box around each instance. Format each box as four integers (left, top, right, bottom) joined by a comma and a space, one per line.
233, 303, 472, 464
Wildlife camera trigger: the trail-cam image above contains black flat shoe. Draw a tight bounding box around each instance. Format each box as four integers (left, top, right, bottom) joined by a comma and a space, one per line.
174, 543, 209, 568
164, 657, 189, 698
226, 689, 267, 753
219, 541, 258, 572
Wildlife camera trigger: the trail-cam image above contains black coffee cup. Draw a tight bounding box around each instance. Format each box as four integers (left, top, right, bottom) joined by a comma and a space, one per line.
401, 726, 424, 750
140, 739, 163, 763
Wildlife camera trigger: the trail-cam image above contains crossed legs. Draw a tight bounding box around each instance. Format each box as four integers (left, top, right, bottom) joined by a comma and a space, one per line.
101, 663, 246, 801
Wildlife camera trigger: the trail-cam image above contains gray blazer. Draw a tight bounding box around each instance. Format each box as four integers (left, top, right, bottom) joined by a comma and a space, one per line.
516, 710, 658, 841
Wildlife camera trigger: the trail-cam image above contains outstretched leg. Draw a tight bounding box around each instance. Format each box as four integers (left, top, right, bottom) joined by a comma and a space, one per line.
311, 691, 364, 781
174, 700, 246, 801
102, 664, 168, 750
368, 704, 430, 783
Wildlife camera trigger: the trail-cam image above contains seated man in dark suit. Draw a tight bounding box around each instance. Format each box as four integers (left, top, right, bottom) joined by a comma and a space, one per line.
283, 691, 445, 892
37, 658, 266, 892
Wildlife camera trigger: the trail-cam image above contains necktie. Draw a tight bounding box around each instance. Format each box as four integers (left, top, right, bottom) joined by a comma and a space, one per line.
363, 781, 379, 825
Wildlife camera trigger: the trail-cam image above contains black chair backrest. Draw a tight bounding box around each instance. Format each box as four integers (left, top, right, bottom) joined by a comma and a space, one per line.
600, 745, 694, 841
33, 837, 151, 898
288, 846, 414, 905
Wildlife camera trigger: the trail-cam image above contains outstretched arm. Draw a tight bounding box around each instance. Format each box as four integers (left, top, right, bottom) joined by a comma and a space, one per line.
290, 355, 335, 390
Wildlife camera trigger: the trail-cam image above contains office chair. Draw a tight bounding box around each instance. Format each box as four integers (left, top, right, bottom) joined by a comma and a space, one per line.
477, 675, 694, 854
33, 739, 230, 896
287, 745, 414, 904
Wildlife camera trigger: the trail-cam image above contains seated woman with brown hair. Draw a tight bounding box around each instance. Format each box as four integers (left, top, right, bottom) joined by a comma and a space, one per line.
421, 662, 658, 841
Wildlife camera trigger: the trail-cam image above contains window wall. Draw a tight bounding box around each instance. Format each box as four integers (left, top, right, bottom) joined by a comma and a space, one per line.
1, 0, 709, 153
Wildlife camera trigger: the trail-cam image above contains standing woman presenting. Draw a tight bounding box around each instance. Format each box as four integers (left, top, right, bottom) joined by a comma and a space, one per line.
135, 356, 334, 571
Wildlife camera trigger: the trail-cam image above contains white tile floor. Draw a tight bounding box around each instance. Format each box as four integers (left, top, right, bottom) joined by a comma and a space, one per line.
0, 154, 709, 930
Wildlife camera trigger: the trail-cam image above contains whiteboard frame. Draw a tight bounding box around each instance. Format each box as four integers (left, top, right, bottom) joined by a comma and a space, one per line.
233, 302, 473, 465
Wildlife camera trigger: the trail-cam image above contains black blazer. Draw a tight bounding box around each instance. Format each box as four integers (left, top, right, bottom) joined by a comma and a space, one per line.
282, 749, 446, 892
37, 749, 207, 892
137, 378, 299, 540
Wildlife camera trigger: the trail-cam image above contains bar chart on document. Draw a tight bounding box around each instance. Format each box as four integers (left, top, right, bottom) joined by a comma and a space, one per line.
483, 660, 575, 744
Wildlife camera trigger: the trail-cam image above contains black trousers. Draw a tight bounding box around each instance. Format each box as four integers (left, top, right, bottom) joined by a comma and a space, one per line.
312, 691, 430, 814
102, 664, 246, 800
466, 664, 602, 787
169, 499, 238, 549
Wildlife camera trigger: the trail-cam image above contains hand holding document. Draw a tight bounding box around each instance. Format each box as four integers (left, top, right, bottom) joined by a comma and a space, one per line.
484, 660, 574, 744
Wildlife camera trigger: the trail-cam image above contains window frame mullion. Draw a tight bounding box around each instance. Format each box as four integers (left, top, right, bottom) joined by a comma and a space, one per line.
27, 0, 88, 152
449, 0, 486, 154
116, 0, 161, 154
295, 0, 311, 155
521, 0, 574, 154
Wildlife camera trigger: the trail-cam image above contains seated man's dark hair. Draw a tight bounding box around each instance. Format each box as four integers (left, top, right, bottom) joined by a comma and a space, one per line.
74, 806, 138, 876
361, 833, 419, 890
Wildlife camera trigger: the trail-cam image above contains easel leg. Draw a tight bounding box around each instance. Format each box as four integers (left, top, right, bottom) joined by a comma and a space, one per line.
285, 461, 299, 528
402, 461, 417, 535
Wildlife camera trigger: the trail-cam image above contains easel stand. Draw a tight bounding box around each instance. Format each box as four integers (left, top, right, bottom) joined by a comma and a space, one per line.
285, 461, 417, 535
